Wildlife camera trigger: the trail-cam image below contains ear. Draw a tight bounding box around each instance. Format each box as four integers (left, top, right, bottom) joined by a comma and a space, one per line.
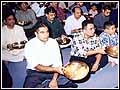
45, 14, 48, 17
34, 32, 37, 37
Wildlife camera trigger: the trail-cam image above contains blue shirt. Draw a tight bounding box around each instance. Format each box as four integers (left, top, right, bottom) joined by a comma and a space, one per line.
99, 32, 118, 47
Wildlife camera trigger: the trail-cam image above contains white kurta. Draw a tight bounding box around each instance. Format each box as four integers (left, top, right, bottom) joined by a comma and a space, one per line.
2, 25, 28, 62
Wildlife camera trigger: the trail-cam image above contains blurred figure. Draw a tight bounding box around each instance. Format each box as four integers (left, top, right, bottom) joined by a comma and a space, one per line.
93, 5, 111, 35
50, 2, 65, 23
15, 2, 37, 40
64, 6, 86, 35
89, 3, 98, 18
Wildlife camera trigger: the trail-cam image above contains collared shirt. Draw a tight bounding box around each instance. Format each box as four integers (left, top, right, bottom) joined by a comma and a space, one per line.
2, 25, 28, 62
25, 37, 62, 70
71, 32, 101, 58
40, 16, 66, 39
64, 15, 86, 35
99, 32, 118, 47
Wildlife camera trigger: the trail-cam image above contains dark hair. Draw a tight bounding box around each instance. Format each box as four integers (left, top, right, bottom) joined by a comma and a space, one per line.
82, 20, 94, 29
72, 6, 83, 14
44, 6, 56, 14
4, 10, 16, 21
103, 21, 115, 29
103, 5, 111, 11
17, 2, 28, 7
32, 21, 48, 32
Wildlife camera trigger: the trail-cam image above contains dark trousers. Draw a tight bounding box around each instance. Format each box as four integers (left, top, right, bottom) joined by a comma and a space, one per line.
2, 62, 13, 88
23, 69, 70, 88
70, 54, 108, 70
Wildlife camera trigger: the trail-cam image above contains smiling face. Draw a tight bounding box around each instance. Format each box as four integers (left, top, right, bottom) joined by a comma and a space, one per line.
6, 15, 15, 28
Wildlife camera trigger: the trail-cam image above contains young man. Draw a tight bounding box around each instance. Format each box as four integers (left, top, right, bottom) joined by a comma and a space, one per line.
23, 22, 78, 88
70, 20, 108, 73
40, 6, 67, 39
93, 5, 111, 35
99, 21, 118, 67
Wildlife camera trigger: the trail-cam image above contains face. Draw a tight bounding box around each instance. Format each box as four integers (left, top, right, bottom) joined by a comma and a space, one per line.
46, 12, 56, 21
74, 8, 82, 19
103, 9, 111, 16
107, 25, 116, 35
35, 26, 49, 42
6, 15, 15, 28
92, 5, 97, 11
84, 24, 95, 37
20, 2, 28, 11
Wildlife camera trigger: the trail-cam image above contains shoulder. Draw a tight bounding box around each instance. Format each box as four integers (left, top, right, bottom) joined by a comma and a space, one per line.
66, 15, 73, 20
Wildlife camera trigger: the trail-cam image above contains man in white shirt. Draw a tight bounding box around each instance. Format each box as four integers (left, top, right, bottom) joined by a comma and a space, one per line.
64, 6, 86, 35
23, 22, 78, 88
2, 11, 28, 88
2, 12, 28, 62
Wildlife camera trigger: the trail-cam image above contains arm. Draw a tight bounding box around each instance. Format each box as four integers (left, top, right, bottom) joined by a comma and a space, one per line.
35, 64, 63, 74
49, 73, 59, 88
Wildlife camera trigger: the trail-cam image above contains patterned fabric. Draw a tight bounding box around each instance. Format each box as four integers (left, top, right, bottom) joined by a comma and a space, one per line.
99, 32, 118, 47
71, 32, 101, 58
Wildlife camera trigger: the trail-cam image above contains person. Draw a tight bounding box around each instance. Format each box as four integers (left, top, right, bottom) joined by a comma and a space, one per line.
15, 2, 37, 40
2, 11, 28, 63
50, 2, 66, 23
40, 6, 67, 39
93, 5, 111, 35
99, 21, 118, 67
23, 22, 78, 88
70, 20, 108, 73
88, 3, 98, 18
64, 6, 86, 35
2, 10, 28, 87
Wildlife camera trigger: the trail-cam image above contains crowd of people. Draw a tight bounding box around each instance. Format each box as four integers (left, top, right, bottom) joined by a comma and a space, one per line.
2, 2, 118, 88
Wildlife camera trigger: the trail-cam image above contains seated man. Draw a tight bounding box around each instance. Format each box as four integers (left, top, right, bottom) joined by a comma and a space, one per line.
70, 20, 108, 73
23, 22, 78, 88
40, 6, 67, 39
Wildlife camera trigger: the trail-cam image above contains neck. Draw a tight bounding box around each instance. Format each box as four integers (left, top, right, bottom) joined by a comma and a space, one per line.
7, 25, 14, 29
84, 32, 90, 39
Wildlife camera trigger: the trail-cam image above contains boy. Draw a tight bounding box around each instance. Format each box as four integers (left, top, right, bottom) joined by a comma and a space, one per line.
99, 21, 118, 67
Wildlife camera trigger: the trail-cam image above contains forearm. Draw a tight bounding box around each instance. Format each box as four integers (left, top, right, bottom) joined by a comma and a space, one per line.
52, 73, 59, 81
86, 50, 98, 56
95, 54, 102, 65
35, 64, 57, 73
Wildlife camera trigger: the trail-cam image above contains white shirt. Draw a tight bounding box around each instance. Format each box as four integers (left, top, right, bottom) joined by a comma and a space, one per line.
30, 2, 46, 17
64, 15, 86, 35
2, 25, 28, 62
25, 37, 62, 70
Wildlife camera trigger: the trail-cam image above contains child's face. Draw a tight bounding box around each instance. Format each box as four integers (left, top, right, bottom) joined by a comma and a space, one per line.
108, 25, 116, 35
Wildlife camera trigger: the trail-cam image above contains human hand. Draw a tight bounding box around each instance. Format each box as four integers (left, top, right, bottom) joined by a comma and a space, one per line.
96, 48, 106, 54
55, 66, 64, 75
49, 79, 58, 88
